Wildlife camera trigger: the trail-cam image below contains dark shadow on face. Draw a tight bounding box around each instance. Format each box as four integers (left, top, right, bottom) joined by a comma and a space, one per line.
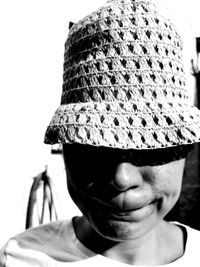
63, 143, 192, 197
63, 143, 192, 179
62, 143, 192, 243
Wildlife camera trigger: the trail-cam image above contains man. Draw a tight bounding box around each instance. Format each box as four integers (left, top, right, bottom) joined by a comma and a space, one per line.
1, 0, 200, 265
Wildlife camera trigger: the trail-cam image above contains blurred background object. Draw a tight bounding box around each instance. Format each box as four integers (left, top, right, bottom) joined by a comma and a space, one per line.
174, 37, 200, 229
25, 166, 59, 229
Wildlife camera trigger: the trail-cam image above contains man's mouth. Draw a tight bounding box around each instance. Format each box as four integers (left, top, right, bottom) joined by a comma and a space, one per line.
80, 186, 160, 221
102, 200, 158, 222
87, 195, 159, 222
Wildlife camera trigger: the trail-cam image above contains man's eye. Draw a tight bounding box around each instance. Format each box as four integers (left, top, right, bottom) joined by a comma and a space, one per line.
64, 144, 193, 168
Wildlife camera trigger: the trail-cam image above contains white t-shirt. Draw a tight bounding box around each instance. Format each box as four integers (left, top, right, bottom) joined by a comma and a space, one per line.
0, 219, 199, 266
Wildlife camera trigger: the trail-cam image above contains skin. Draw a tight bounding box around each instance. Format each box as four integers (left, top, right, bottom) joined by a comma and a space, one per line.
63, 144, 186, 266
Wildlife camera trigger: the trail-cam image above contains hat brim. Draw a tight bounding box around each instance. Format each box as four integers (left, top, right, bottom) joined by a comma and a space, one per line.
44, 100, 200, 149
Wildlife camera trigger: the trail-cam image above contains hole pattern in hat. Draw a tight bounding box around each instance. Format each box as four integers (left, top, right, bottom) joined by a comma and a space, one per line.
62, 5, 186, 106
44, 0, 200, 149
45, 99, 200, 149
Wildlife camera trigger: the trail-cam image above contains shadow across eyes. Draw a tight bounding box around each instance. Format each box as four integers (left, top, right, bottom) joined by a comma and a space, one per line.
63, 143, 194, 167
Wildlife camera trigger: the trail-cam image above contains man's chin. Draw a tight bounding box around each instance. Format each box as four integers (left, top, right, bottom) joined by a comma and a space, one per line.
88, 214, 159, 242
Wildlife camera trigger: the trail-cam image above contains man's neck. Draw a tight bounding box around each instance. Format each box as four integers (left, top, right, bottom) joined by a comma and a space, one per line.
73, 217, 185, 265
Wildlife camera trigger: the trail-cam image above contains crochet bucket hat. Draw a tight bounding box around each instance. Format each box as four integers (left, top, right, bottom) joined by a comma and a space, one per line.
44, 0, 200, 150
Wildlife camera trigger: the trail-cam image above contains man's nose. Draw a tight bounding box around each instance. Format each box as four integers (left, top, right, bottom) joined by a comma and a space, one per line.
110, 162, 143, 191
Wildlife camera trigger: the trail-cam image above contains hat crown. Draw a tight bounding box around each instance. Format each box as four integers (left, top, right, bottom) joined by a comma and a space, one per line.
61, 0, 187, 106
44, 0, 200, 150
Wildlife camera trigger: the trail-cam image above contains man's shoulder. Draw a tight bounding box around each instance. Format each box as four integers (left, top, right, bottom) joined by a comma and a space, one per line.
178, 222, 200, 234
11, 219, 72, 248
183, 223, 200, 239
1, 220, 72, 255
0, 219, 76, 266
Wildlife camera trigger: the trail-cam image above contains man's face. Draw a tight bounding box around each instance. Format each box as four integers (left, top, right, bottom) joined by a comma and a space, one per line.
63, 144, 186, 241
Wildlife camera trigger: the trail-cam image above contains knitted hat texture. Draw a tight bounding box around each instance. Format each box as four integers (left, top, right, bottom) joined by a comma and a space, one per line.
44, 0, 200, 149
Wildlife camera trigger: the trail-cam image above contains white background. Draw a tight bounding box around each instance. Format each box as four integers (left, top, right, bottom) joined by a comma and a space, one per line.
0, 0, 200, 247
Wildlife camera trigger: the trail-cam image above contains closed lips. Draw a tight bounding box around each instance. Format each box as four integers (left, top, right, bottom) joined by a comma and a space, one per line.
86, 191, 158, 213
97, 201, 157, 222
